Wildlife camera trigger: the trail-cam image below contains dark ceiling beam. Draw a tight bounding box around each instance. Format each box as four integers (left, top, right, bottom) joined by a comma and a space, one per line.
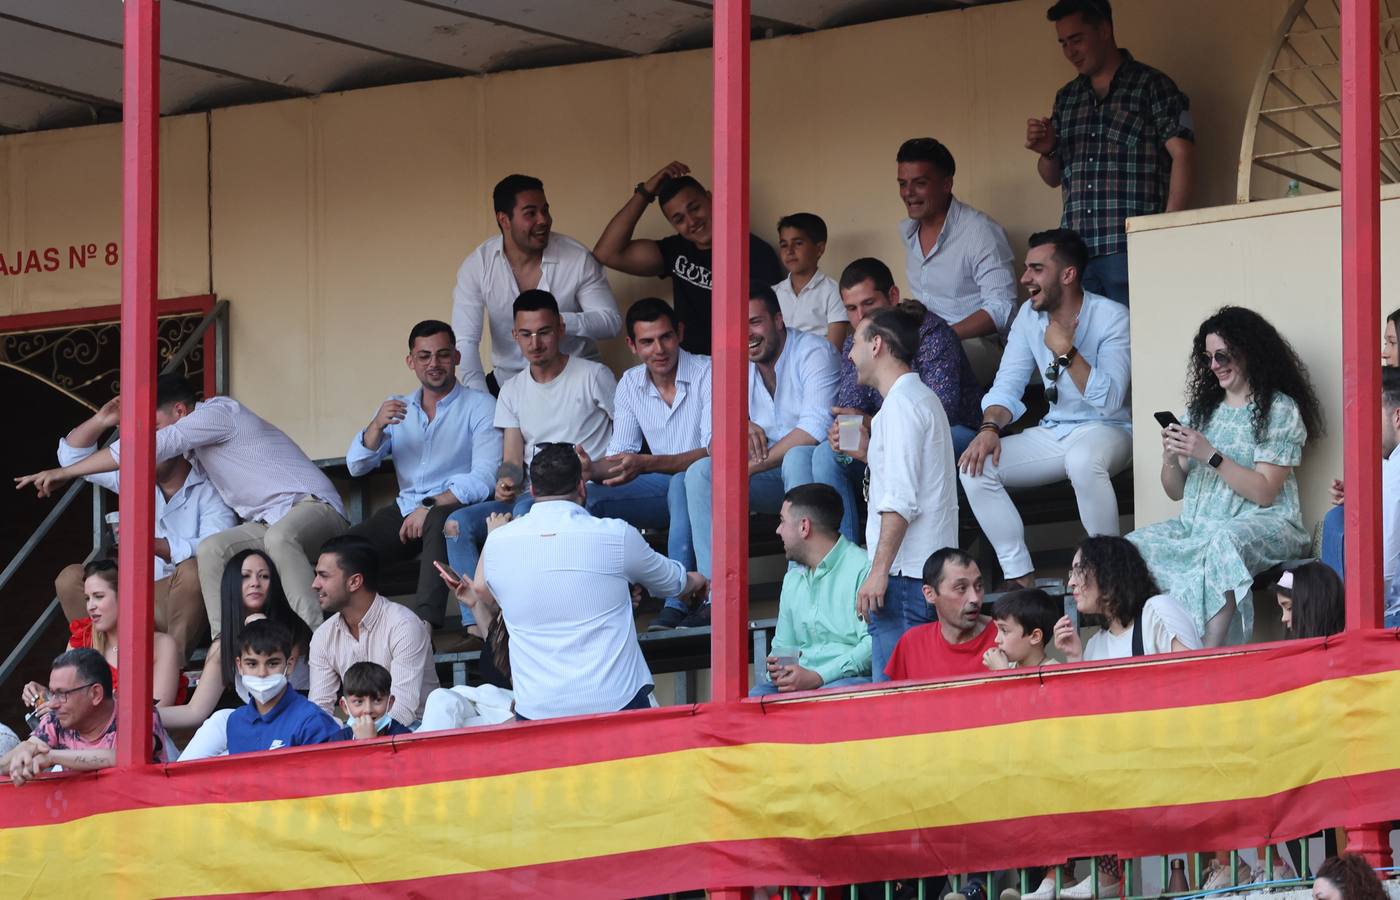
664, 0, 813, 33
0, 12, 309, 98
0, 70, 120, 111
396, 0, 639, 56
169, 0, 480, 76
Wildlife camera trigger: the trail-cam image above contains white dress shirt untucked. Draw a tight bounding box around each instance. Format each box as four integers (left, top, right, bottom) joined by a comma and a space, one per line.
605, 350, 711, 457
900, 197, 1018, 332
701, 327, 840, 448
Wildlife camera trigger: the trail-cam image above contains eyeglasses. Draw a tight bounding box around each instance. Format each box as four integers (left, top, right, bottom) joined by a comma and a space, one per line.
1198, 350, 1234, 368
46, 683, 98, 704
1044, 359, 1064, 404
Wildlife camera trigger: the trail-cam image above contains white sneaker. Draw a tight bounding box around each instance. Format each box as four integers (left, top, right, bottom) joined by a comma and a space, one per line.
1060, 873, 1120, 900
1020, 876, 1058, 900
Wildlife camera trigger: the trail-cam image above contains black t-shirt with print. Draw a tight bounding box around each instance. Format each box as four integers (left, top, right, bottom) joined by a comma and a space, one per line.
657, 233, 784, 355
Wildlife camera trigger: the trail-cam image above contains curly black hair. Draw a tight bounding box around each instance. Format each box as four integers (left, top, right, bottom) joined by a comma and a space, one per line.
1315, 855, 1388, 900
1076, 536, 1160, 628
1185, 306, 1324, 443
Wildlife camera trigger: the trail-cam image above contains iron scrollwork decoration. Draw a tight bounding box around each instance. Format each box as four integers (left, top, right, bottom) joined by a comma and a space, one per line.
0, 313, 208, 411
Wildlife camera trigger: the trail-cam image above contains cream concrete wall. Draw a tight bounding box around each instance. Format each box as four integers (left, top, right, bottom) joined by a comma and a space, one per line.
0, 115, 209, 316
204, 0, 1293, 458
1126, 184, 1400, 534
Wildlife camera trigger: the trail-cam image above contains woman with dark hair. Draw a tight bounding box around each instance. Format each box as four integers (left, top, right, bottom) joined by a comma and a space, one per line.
159, 550, 312, 742
1276, 562, 1345, 639
1314, 855, 1389, 900
1053, 536, 1201, 663
1129, 306, 1324, 646
1383, 308, 1400, 367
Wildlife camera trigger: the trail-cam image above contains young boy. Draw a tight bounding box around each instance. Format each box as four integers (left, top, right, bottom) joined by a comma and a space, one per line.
982, 589, 1060, 671
226, 619, 342, 755
336, 661, 414, 741
773, 213, 848, 352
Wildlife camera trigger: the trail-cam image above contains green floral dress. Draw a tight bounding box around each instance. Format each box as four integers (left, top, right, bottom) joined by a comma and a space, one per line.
1127, 394, 1308, 643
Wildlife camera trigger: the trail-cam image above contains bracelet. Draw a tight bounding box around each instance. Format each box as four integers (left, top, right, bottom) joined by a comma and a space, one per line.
978, 422, 1001, 436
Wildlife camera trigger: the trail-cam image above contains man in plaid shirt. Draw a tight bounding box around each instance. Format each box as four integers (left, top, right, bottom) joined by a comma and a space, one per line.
1026, 0, 1194, 306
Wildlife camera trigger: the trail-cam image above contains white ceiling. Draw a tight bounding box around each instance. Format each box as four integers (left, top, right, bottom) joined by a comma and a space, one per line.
0, 0, 1012, 134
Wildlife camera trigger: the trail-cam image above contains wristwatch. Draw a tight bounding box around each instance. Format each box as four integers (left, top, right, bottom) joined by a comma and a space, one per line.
1055, 347, 1077, 369
1207, 452, 1224, 469
634, 182, 655, 204
421, 497, 437, 508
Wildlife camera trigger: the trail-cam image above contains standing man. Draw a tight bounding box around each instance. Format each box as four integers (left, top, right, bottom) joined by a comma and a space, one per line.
1027, 0, 1195, 305
584, 298, 710, 631
896, 137, 1018, 385
480, 445, 708, 720
51, 397, 237, 660
345, 320, 501, 629
452, 174, 622, 395
811, 257, 979, 542
847, 308, 959, 681
16, 374, 347, 633
593, 161, 784, 355
959, 229, 1132, 590
683, 285, 840, 628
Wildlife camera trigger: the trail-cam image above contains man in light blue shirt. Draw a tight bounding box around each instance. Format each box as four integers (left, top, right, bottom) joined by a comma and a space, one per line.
958, 229, 1132, 587
584, 298, 710, 630
682, 285, 840, 627
345, 319, 501, 628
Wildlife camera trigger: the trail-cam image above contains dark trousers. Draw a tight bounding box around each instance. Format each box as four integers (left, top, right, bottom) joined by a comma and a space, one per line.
347, 501, 462, 628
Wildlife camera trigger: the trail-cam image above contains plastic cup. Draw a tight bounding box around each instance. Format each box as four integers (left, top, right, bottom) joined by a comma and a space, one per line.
837, 415, 863, 452
105, 511, 120, 541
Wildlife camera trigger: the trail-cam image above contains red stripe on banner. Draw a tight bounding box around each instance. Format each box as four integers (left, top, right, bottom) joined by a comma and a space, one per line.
3, 631, 1399, 829
193, 768, 1400, 899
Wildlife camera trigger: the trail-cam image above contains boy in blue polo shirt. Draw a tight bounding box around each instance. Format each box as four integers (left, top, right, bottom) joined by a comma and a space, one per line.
335, 661, 413, 741
227, 619, 341, 754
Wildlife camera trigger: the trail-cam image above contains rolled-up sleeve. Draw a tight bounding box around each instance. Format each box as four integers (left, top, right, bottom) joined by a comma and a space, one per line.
58, 438, 120, 493
980, 308, 1035, 420
972, 222, 1018, 331
112, 403, 236, 465
622, 526, 687, 599
793, 340, 840, 442
560, 251, 623, 342
871, 410, 921, 523
1080, 308, 1132, 411
345, 425, 390, 477
452, 252, 490, 395
447, 397, 502, 505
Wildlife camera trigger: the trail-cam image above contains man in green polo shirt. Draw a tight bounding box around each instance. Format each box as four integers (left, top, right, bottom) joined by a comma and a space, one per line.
752, 484, 873, 696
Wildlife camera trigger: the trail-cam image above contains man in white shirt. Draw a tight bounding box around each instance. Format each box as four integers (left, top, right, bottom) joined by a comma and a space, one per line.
682, 285, 840, 627
1320, 365, 1400, 623
443, 290, 616, 584
584, 298, 710, 631
50, 396, 238, 660
897, 137, 1018, 385
345, 320, 502, 628
479, 444, 707, 719
844, 308, 958, 680
451, 174, 622, 395
959, 229, 1133, 591
17, 374, 348, 632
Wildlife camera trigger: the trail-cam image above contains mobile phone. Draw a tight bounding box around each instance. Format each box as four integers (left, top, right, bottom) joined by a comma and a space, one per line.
1153, 411, 1182, 429
433, 560, 464, 585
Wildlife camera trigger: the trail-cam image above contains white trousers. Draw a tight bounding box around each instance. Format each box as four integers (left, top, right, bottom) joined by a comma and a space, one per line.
959, 424, 1133, 579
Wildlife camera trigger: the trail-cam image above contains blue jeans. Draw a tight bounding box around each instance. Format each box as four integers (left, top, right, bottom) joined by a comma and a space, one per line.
1320, 504, 1344, 577
748, 675, 871, 697
445, 495, 535, 616
587, 472, 694, 611
808, 427, 976, 545
1083, 251, 1129, 305
868, 574, 934, 683
684, 458, 792, 581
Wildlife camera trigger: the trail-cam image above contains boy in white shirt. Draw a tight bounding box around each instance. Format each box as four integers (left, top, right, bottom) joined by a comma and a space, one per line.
774, 213, 848, 353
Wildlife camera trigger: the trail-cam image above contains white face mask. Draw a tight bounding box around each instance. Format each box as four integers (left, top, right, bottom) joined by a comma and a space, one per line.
374, 713, 395, 734
242, 672, 287, 705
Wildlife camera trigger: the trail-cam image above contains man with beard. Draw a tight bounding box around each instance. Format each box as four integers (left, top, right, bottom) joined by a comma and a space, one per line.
452, 174, 622, 395
344, 320, 501, 628
308, 535, 439, 728
958, 229, 1132, 591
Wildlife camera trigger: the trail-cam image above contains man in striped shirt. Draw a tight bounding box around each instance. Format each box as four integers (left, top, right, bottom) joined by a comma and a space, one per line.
584, 298, 710, 631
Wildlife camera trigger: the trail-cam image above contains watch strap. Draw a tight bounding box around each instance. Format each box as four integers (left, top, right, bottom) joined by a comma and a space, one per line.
1208, 451, 1224, 469
634, 182, 655, 204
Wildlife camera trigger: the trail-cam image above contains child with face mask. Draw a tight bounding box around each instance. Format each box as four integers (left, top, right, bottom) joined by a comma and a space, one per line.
226, 619, 341, 755
335, 661, 413, 741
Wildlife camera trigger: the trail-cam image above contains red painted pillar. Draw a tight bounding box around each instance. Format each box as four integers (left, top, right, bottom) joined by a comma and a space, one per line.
709, 0, 752, 705
115, 0, 160, 769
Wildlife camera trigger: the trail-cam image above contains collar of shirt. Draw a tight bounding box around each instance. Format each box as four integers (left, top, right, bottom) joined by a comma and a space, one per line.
645, 349, 701, 404
245, 684, 298, 724
159, 464, 210, 510
1068, 48, 1140, 102
779, 270, 834, 298
485, 234, 561, 289
899, 197, 966, 263
800, 536, 861, 583
333, 594, 389, 641
408, 381, 464, 416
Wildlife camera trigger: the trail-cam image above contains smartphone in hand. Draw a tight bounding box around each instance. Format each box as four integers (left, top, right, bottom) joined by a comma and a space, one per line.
1153, 410, 1182, 430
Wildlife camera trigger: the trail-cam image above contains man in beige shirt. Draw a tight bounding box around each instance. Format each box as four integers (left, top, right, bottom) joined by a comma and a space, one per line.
308, 535, 439, 727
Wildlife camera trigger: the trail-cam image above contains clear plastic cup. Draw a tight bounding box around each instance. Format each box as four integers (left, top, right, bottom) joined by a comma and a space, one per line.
837, 415, 863, 452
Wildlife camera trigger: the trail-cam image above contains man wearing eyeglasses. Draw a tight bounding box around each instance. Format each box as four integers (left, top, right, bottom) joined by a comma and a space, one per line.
3, 648, 171, 785
344, 320, 502, 628
1026, 0, 1194, 306
958, 229, 1132, 591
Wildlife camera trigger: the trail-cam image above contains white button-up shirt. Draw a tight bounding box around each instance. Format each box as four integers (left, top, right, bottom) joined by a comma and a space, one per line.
59, 437, 238, 579
900, 197, 1018, 332
773, 270, 845, 338
111, 397, 346, 524
482, 501, 685, 720
605, 350, 710, 457
865, 373, 958, 579
345, 383, 502, 514
981, 290, 1132, 438
701, 327, 840, 448
451, 232, 623, 394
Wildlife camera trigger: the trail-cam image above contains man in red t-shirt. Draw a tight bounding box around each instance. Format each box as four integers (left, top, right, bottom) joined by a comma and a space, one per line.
885, 548, 996, 681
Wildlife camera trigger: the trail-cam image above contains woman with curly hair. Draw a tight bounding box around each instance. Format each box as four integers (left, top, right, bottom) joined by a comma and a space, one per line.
1128, 306, 1323, 646
1313, 855, 1389, 900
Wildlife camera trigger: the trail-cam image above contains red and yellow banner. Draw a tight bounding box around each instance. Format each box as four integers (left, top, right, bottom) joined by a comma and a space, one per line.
3, 631, 1399, 898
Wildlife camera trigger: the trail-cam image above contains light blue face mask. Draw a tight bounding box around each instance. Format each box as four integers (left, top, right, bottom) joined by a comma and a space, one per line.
374, 713, 395, 734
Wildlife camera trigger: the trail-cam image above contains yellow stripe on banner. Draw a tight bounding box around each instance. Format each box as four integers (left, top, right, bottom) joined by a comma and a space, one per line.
3, 669, 1399, 898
